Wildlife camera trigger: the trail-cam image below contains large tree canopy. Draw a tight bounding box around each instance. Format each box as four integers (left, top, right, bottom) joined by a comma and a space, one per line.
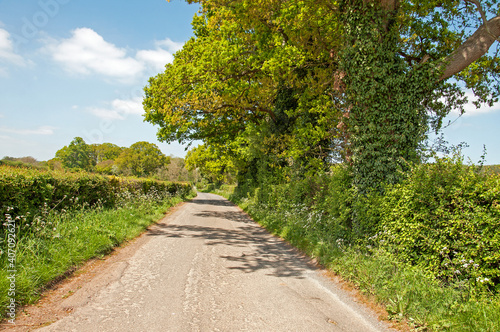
115, 141, 170, 177
144, 0, 499, 190
55, 137, 93, 171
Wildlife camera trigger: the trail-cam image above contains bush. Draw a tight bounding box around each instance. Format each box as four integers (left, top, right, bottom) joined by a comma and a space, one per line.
227, 155, 500, 329
377, 155, 500, 292
0, 166, 193, 236
0, 167, 114, 232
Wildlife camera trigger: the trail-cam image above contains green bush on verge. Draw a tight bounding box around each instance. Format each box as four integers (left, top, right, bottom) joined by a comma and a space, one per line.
225, 155, 500, 330
377, 155, 500, 293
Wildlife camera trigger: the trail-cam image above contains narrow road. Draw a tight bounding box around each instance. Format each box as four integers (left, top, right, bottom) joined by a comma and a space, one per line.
34, 193, 393, 331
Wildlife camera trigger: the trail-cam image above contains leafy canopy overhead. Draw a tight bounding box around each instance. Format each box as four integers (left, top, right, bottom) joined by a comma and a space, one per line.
146, 0, 499, 189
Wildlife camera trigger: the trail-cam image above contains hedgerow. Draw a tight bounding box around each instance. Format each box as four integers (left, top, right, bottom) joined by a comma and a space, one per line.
227, 155, 500, 330
376, 155, 500, 293
0, 166, 194, 320
0, 165, 192, 236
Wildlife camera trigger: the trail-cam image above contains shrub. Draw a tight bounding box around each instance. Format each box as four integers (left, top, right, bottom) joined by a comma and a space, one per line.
377, 155, 500, 292
0, 166, 193, 236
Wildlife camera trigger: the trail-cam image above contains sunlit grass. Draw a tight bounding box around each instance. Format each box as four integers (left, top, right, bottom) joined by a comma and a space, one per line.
0, 189, 194, 319
219, 185, 500, 332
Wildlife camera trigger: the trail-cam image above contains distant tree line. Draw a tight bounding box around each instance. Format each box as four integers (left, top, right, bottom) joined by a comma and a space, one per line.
2, 137, 198, 182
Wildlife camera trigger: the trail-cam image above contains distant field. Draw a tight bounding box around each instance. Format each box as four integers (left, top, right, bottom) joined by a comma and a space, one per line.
484, 164, 500, 174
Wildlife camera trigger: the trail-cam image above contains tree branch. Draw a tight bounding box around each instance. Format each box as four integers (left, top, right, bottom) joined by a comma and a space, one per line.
465, 0, 489, 27
439, 15, 500, 81
398, 50, 422, 65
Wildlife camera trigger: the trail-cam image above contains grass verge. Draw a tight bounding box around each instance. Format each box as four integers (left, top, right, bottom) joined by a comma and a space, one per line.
213, 185, 500, 331
1, 190, 195, 322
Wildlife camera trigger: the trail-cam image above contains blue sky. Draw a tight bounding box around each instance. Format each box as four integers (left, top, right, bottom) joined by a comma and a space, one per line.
0, 0, 499, 164
0, 0, 199, 160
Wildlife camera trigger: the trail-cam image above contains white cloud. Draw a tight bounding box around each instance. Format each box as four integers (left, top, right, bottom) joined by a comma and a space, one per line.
136, 48, 174, 71
449, 92, 500, 117
88, 97, 143, 120
45, 29, 184, 82
0, 28, 28, 68
46, 28, 144, 81
112, 97, 143, 115
156, 38, 184, 53
136, 38, 183, 71
0, 125, 56, 135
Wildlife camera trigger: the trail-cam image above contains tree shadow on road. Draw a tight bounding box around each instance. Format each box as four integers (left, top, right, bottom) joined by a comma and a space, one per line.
147, 201, 316, 279
190, 197, 235, 207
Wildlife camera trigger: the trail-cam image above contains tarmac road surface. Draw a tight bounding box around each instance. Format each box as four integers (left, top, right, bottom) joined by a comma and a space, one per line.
36, 192, 394, 332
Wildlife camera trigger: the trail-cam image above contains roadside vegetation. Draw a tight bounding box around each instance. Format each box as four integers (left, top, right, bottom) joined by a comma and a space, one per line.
141, 1, 499, 330
210, 153, 500, 331
0, 164, 195, 320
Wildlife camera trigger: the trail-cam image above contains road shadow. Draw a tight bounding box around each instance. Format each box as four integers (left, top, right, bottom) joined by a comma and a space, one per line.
147, 202, 316, 279
190, 197, 235, 207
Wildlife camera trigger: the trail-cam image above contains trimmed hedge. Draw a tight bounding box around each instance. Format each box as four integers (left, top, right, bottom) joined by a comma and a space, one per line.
0, 165, 192, 235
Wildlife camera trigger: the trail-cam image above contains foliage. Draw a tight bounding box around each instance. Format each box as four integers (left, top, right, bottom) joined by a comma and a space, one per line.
51, 138, 181, 177
0, 157, 47, 170
94, 160, 115, 175
154, 157, 200, 183
484, 164, 500, 175
146, 0, 499, 193
55, 137, 93, 171
376, 155, 500, 292
144, 0, 343, 175
0, 165, 114, 234
89, 143, 124, 164
47, 158, 63, 171
224, 156, 500, 330
0, 165, 192, 237
113, 141, 170, 177
185, 143, 236, 184
338, 2, 437, 192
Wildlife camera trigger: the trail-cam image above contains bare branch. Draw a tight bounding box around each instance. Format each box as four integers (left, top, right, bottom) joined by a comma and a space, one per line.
419, 54, 431, 64
399, 51, 420, 63
464, 0, 499, 41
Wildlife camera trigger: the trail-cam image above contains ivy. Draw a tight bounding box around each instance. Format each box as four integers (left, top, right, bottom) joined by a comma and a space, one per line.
338, 1, 440, 193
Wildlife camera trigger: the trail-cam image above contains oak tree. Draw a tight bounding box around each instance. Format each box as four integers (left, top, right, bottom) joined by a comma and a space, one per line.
115, 141, 170, 177
146, 0, 499, 191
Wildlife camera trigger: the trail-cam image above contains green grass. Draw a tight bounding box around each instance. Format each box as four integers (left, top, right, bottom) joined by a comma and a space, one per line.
0, 190, 195, 320
326, 248, 500, 331
217, 185, 500, 331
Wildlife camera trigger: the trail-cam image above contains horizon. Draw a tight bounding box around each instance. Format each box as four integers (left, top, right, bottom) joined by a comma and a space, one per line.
0, 0, 499, 164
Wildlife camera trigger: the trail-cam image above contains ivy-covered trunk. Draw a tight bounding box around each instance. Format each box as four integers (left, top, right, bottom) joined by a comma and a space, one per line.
339, 0, 431, 194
